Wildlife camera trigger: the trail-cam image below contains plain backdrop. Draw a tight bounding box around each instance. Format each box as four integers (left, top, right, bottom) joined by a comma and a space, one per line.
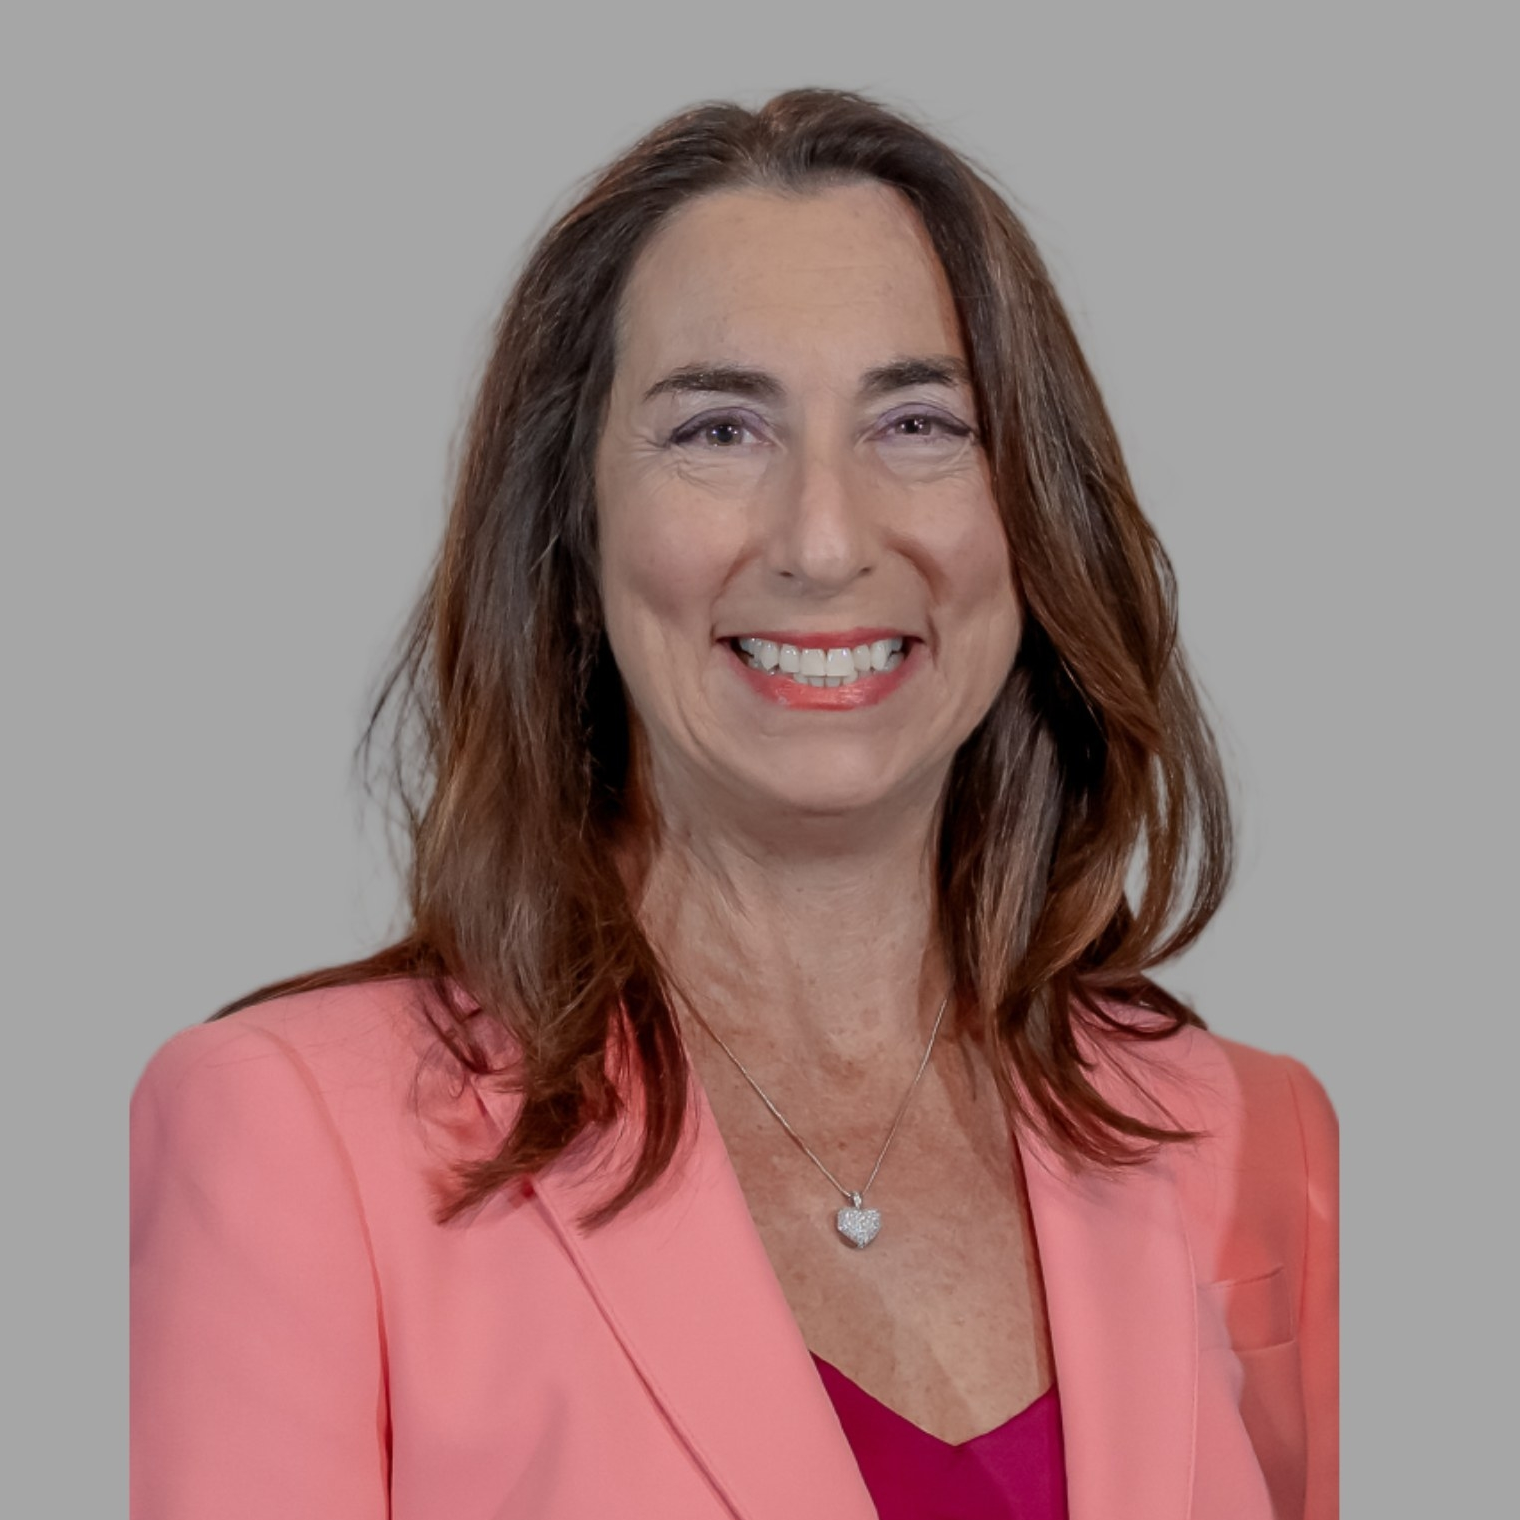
3, 1, 1512, 1511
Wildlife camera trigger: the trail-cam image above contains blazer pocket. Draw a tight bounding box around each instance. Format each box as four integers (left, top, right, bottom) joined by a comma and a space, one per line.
1197, 1265, 1296, 1353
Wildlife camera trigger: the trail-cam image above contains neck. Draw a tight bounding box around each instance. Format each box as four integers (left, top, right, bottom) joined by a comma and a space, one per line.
630, 781, 953, 1078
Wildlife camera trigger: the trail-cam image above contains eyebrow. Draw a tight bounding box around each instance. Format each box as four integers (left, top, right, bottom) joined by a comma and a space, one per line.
640, 354, 972, 405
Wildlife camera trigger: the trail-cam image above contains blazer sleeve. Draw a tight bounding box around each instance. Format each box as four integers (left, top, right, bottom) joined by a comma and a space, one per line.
1283, 1055, 1339, 1520
130, 1020, 390, 1519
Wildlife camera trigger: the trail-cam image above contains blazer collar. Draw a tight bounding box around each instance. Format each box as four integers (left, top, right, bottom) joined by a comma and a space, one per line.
466, 1006, 1198, 1520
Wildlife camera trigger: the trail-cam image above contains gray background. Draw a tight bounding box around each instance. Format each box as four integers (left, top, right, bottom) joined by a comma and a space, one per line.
4, 0, 1510, 1511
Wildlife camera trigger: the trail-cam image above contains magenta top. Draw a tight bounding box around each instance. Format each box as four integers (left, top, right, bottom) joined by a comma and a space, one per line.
811, 1352, 1069, 1519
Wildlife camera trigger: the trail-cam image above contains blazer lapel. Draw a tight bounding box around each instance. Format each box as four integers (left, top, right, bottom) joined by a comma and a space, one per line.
1019, 1094, 1199, 1520
461, 988, 1198, 1520
471, 1032, 876, 1520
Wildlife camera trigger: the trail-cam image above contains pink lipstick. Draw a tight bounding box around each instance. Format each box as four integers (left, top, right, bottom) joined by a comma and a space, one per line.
721, 630, 919, 711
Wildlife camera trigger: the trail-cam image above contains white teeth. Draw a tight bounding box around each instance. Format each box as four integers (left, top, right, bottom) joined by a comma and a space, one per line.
735, 634, 907, 680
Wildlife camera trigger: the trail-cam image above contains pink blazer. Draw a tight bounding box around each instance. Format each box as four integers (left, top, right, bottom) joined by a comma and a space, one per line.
130, 978, 1338, 1519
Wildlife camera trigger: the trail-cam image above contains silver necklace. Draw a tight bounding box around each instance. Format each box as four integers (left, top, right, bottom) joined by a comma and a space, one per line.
686, 990, 951, 1250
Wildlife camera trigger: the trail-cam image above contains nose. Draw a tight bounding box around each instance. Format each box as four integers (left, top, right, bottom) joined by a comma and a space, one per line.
761, 435, 876, 592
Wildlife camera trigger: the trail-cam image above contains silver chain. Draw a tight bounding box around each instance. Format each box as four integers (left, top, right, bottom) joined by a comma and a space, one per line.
684, 990, 951, 1205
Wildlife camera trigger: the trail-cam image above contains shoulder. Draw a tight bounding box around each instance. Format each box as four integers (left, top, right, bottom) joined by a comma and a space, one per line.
1085, 1000, 1339, 1282
1081, 998, 1337, 1155
132, 974, 500, 1100
133, 978, 424, 1113
130, 977, 507, 1185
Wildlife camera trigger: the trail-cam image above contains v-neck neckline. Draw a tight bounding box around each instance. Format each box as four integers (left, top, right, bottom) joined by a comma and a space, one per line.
809, 1349, 1060, 1452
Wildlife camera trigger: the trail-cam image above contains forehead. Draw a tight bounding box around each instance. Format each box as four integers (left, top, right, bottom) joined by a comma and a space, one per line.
614, 181, 965, 378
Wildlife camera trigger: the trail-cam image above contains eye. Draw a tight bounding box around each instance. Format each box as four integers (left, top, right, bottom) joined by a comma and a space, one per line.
668, 412, 761, 449
883, 409, 975, 442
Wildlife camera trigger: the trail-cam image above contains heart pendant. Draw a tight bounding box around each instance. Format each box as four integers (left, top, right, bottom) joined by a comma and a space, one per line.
835, 1193, 882, 1249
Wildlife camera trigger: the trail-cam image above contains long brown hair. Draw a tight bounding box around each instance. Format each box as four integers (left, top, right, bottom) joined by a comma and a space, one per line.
218, 88, 1234, 1228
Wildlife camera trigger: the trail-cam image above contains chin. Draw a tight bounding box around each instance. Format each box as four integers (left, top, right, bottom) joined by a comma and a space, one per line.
723, 758, 912, 825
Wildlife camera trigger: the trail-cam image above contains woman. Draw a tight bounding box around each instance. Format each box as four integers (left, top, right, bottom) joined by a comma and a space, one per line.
130, 89, 1338, 1519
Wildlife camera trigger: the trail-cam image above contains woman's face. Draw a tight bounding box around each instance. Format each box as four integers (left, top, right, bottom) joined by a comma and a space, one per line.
594, 181, 1022, 827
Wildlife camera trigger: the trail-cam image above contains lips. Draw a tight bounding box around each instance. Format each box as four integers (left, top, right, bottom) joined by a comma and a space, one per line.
722, 634, 919, 710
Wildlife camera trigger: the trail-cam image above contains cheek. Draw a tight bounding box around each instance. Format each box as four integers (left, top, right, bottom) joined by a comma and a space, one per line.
924, 490, 1020, 633
598, 479, 743, 671
975, 545, 1021, 641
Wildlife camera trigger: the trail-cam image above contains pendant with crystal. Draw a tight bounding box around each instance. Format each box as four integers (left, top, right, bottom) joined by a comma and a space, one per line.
835, 1191, 882, 1249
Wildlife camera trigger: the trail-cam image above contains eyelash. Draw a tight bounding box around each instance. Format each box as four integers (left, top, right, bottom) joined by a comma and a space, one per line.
667, 409, 975, 449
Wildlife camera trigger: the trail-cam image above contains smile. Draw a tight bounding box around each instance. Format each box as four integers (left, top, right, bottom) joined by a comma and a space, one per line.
721, 629, 919, 711
730, 635, 906, 688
